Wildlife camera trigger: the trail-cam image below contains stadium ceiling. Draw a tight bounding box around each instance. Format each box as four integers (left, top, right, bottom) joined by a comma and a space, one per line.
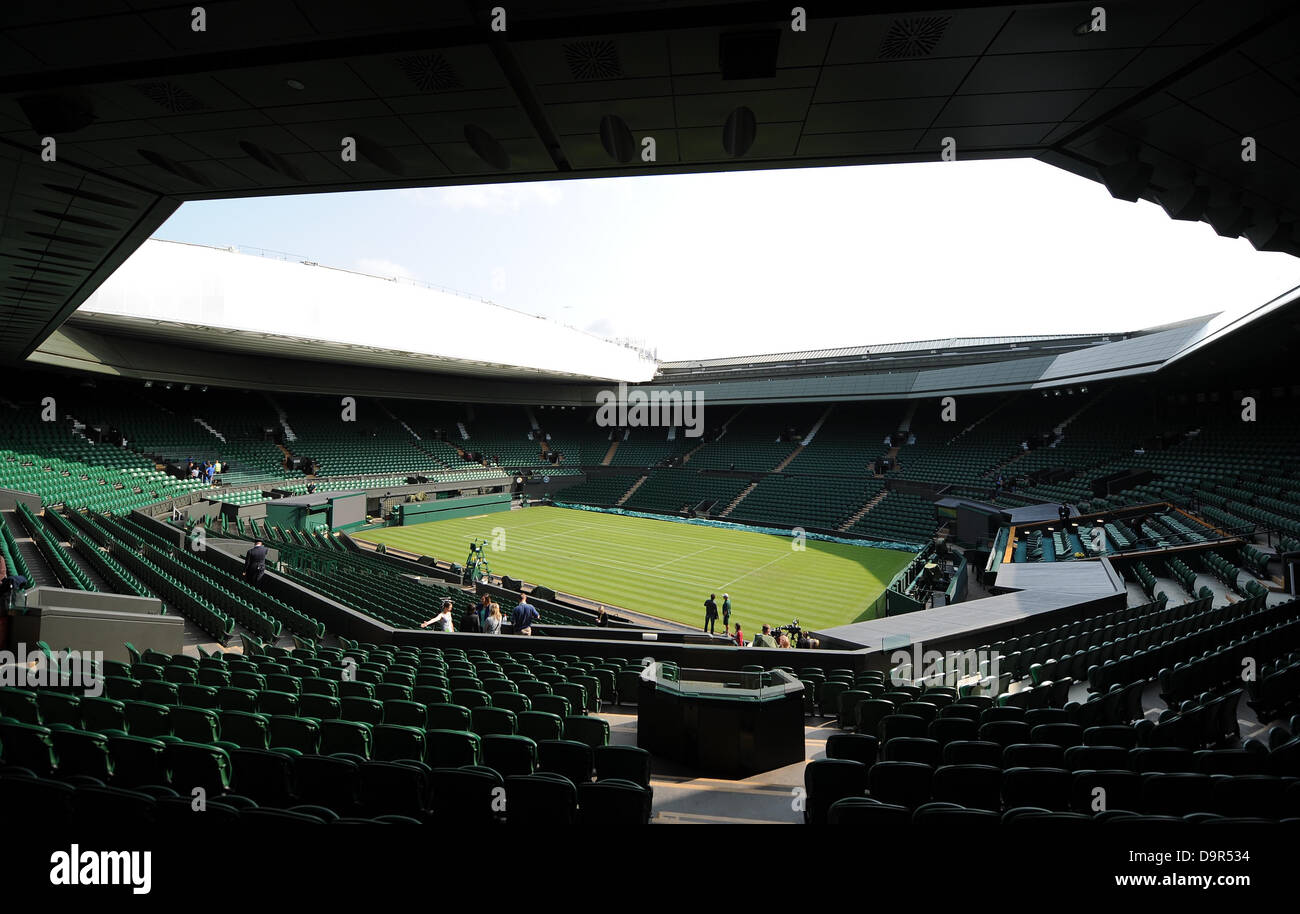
3, 0, 1300, 369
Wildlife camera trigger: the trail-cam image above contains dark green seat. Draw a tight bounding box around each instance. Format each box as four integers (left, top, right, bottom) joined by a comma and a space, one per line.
107, 734, 169, 787
131, 662, 165, 681
320, 719, 372, 758
139, 680, 180, 705
570, 675, 602, 711
266, 673, 300, 695
471, 706, 517, 737
452, 688, 491, 709
594, 744, 652, 789
518, 710, 564, 743
340, 696, 385, 727
563, 715, 609, 750
257, 690, 299, 716
140, 649, 171, 667
615, 670, 641, 706
425, 703, 472, 732
578, 778, 651, 824
0, 720, 58, 775
339, 680, 376, 700
429, 765, 501, 824
537, 739, 592, 786
123, 700, 171, 738
299, 694, 342, 720
269, 715, 321, 754
231, 671, 266, 691
381, 699, 428, 729
230, 748, 297, 807
216, 687, 259, 713
170, 705, 221, 743
219, 710, 270, 749
0, 687, 42, 724
820, 681, 849, 716
52, 728, 114, 781
553, 683, 588, 716
481, 734, 538, 777
837, 690, 873, 729
424, 729, 481, 768
35, 690, 81, 727
197, 667, 231, 688
164, 741, 231, 794
490, 691, 531, 714
302, 677, 339, 698
80, 696, 128, 734
162, 665, 197, 686
372, 724, 426, 763
103, 676, 140, 701
531, 694, 571, 719
375, 682, 413, 703
519, 680, 552, 699
177, 684, 219, 710
505, 772, 577, 825
412, 685, 451, 706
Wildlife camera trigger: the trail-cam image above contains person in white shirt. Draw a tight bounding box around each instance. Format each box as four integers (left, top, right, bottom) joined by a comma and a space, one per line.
419, 598, 455, 632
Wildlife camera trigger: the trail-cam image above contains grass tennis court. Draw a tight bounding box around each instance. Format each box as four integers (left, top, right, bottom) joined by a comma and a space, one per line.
353, 506, 916, 632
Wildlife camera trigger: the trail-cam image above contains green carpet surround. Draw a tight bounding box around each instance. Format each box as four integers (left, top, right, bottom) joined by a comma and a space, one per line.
354, 506, 917, 631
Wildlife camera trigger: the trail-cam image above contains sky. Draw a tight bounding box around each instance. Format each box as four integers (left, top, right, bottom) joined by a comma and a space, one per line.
154, 159, 1300, 362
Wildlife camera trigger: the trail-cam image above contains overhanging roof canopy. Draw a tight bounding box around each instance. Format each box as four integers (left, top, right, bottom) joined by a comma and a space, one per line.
63, 238, 658, 382
4, 0, 1300, 368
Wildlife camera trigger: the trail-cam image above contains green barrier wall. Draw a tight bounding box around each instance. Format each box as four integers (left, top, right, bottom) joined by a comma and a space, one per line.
393, 492, 511, 525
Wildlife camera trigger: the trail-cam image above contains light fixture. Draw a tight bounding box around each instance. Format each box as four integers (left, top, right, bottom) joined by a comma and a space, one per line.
286, 79, 305, 91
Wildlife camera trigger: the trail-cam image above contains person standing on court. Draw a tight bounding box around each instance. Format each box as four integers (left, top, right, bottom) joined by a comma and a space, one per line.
721, 593, 732, 632
704, 593, 719, 634
243, 539, 268, 588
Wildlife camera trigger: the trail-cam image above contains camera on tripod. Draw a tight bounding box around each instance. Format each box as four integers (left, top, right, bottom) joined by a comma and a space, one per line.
771, 618, 802, 640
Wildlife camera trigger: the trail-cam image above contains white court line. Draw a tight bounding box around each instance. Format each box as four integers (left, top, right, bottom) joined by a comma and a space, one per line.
651, 544, 717, 569
718, 549, 797, 589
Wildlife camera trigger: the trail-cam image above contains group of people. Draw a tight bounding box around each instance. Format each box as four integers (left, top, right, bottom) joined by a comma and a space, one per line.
420, 592, 540, 635
185, 457, 223, 484
703, 592, 819, 649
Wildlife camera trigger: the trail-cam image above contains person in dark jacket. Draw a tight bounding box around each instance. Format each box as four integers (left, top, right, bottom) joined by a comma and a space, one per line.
460, 602, 483, 633
244, 540, 268, 587
704, 593, 719, 634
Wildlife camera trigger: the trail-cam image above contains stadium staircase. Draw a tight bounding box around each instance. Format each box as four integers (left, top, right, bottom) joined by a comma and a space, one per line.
897, 399, 918, 434
800, 407, 834, 445
377, 400, 424, 441
2, 509, 59, 588
772, 444, 804, 472
945, 394, 1015, 444
265, 395, 296, 443
616, 475, 649, 506
838, 488, 890, 532
679, 439, 709, 465
719, 481, 759, 517
601, 438, 621, 466
192, 417, 226, 443
682, 406, 745, 465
